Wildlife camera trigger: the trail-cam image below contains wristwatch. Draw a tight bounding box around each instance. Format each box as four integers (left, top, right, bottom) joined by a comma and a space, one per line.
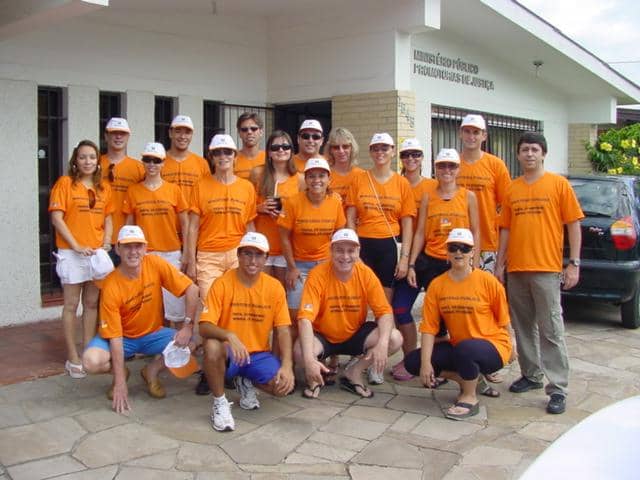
569, 259, 580, 267
184, 317, 193, 325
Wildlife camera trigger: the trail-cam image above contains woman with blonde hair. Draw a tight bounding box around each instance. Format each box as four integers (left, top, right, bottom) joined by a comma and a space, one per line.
325, 127, 363, 205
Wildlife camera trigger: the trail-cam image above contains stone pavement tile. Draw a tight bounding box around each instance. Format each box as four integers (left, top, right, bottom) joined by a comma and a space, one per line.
308, 431, 369, 451
73, 423, 180, 468
536, 406, 591, 426
570, 358, 637, 381
196, 473, 249, 480
483, 404, 545, 428
288, 476, 349, 480
461, 445, 523, 466
576, 393, 618, 413
231, 397, 300, 425
296, 441, 357, 462
220, 417, 315, 465
239, 463, 347, 476
0, 404, 29, 428
115, 467, 192, 479
420, 447, 460, 479
0, 377, 66, 404
50, 466, 118, 480
411, 416, 483, 442
443, 465, 513, 480
125, 450, 177, 469
7, 455, 85, 480
0, 417, 86, 466
176, 442, 238, 472
73, 408, 130, 432
320, 415, 388, 440
519, 421, 570, 442
354, 391, 394, 408
349, 464, 422, 480
386, 393, 443, 416
587, 376, 640, 400
608, 354, 640, 370
248, 474, 287, 480
315, 386, 363, 404
286, 405, 343, 427
284, 453, 331, 464
20, 395, 105, 423
487, 432, 549, 456
341, 405, 403, 424
351, 435, 422, 469
389, 412, 425, 433
393, 384, 436, 398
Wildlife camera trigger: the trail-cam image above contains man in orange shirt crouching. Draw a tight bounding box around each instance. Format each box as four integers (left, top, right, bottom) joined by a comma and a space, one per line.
82, 225, 199, 414
294, 228, 403, 399
199, 232, 294, 432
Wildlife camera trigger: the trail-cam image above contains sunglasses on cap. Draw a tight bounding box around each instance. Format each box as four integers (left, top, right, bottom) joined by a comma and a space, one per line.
240, 126, 260, 133
447, 243, 473, 254
212, 148, 235, 156
300, 133, 322, 141
270, 143, 292, 152
142, 157, 163, 165
400, 151, 423, 159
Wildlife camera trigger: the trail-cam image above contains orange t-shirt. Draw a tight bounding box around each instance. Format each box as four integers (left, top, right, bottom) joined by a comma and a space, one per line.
346, 171, 416, 238
49, 176, 114, 249
298, 261, 392, 343
500, 172, 584, 273
100, 155, 145, 243
423, 187, 471, 260
235, 150, 266, 180
421, 269, 512, 364
200, 269, 290, 353
123, 182, 188, 252
161, 152, 211, 203
330, 166, 365, 205
254, 175, 300, 256
293, 154, 308, 173
277, 192, 346, 261
458, 153, 511, 252
99, 255, 192, 339
410, 177, 438, 230
190, 176, 257, 252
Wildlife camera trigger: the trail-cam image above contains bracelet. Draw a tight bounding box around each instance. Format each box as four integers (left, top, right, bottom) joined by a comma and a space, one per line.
103, 243, 112, 252
401, 253, 410, 258
408, 264, 415, 269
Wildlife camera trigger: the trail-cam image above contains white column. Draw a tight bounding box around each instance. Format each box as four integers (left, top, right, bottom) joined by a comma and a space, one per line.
67, 85, 99, 148
178, 94, 203, 154
125, 90, 154, 159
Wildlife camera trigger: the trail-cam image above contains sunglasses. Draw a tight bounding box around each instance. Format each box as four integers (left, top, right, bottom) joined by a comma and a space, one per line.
330, 144, 351, 151
88, 190, 96, 209
240, 126, 260, 133
270, 143, 292, 152
300, 133, 322, 141
370, 145, 391, 153
400, 151, 423, 160
107, 163, 115, 182
436, 162, 459, 170
447, 243, 473, 254
142, 157, 163, 165
212, 148, 235, 157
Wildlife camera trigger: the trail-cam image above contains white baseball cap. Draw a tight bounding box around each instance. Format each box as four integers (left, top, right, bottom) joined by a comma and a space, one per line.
299, 119, 323, 133
304, 157, 331, 173
238, 232, 270, 253
117, 225, 147, 245
208, 134, 237, 151
435, 148, 461, 164
105, 117, 131, 133
89, 249, 115, 280
399, 138, 424, 153
162, 341, 199, 378
460, 114, 487, 130
331, 228, 360, 246
369, 132, 395, 147
446, 228, 474, 246
170, 115, 194, 130
142, 142, 166, 160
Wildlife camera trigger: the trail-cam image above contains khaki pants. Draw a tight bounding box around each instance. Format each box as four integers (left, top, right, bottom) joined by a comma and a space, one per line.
507, 271, 569, 397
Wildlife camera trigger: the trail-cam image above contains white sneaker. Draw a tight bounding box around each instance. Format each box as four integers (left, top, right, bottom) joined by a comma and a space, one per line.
234, 376, 260, 410
367, 366, 385, 385
211, 396, 235, 432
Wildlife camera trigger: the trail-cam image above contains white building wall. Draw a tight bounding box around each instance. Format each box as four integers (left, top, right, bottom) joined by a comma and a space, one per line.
68, 85, 99, 149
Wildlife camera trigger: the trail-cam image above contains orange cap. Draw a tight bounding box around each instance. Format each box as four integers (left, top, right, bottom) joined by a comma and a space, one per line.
167, 354, 199, 379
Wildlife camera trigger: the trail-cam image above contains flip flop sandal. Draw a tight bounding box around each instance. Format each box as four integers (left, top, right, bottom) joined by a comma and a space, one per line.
433, 377, 448, 388
479, 383, 501, 398
322, 368, 338, 386
302, 384, 321, 399
65, 360, 87, 379
339, 376, 374, 399
444, 401, 480, 420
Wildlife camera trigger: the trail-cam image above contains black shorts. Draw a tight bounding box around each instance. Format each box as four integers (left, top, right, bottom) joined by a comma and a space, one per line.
315, 322, 377, 359
414, 252, 450, 290
359, 236, 398, 288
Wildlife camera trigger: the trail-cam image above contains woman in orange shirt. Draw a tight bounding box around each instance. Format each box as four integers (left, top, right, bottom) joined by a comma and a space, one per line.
325, 127, 363, 206
49, 140, 113, 378
404, 228, 515, 420
251, 130, 304, 287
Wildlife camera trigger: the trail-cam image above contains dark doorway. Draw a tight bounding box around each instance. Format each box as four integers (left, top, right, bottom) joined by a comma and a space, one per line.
274, 101, 332, 152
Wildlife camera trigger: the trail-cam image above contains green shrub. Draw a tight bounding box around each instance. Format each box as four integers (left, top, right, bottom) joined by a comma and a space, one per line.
586, 123, 640, 175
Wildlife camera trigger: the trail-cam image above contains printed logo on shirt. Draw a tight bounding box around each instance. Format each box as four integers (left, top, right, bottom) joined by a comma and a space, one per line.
303, 303, 314, 312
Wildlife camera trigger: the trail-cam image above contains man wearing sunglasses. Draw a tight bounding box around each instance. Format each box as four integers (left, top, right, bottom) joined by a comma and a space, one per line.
235, 112, 266, 180
294, 119, 324, 173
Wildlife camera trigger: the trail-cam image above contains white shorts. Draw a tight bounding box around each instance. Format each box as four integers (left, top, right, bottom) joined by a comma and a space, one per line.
264, 255, 287, 268
54, 249, 93, 285
149, 250, 186, 322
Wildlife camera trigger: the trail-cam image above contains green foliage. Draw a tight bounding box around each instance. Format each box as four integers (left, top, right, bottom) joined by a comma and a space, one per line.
586, 123, 640, 175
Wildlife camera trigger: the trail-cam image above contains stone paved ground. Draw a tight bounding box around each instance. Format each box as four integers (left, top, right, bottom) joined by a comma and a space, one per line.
1, 299, 640, 479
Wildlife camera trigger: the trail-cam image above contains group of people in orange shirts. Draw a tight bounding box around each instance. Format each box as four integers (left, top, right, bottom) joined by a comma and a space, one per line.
49, 110, 583, 426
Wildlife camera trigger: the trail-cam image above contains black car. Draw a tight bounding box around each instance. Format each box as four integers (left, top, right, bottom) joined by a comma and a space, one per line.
563, 175, 640, 329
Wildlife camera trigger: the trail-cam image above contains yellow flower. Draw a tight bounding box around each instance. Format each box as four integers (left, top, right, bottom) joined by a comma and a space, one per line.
621, 139, 630, 149
617, 167, 624, 174
600, 142, 613, 152
633, 157, 639, 166
632, 139, 637, 148
608, 168, 618, 174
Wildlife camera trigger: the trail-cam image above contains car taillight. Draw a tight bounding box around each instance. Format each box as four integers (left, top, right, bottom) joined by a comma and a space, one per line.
611, 216, 637, 250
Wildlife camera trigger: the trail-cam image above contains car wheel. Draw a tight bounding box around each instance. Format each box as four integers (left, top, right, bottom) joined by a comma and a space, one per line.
621, 287, 640, 329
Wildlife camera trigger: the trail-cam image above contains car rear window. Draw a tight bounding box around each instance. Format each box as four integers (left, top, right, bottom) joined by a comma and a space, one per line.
569, 179, 620, 217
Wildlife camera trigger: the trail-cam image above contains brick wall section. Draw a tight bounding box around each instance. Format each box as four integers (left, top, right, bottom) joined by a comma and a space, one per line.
332, 90, 416, 170
568, 123, 597, 174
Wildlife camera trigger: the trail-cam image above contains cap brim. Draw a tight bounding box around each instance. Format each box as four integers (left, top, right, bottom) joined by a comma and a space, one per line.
118, 238, 147, 245
434, 159, 460, 164
106, 128, 130, 133
167, 355, 199, 378
399, 147, 424, 153
142, 153, 165, 160
238, 243, 269, 253
171, 123, 193, 130
446, 239, 474, 246
331, 239, 360, 246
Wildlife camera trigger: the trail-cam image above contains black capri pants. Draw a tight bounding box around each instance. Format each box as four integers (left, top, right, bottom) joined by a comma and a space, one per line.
404, 338, 503, 381
359, 236, 398, 288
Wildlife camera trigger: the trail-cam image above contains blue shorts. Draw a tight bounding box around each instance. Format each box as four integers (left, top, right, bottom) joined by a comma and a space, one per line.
87, 327, 176, 357
287, 260, 323, 309
225, 351, 281, 385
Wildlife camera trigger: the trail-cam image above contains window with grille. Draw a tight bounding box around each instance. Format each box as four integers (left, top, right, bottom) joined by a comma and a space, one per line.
155, 96, 176, 149
99, 91, 123, 153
